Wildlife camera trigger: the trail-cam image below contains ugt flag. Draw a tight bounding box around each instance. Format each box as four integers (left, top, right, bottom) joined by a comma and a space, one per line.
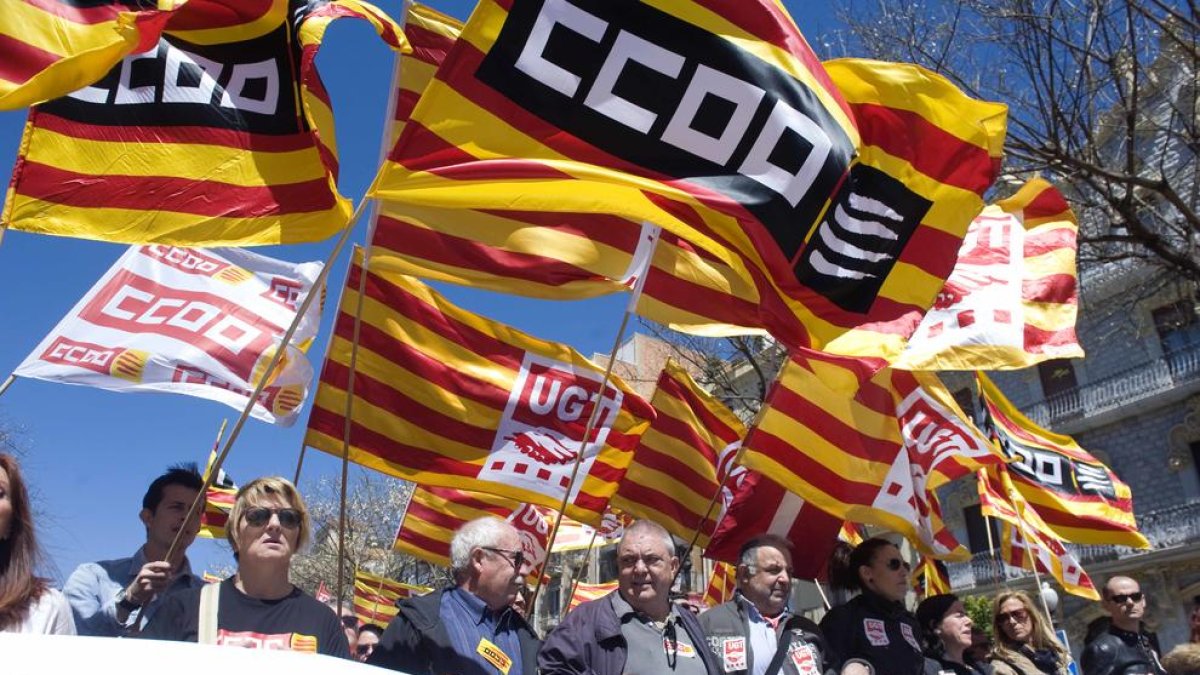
15, 245, 323, 425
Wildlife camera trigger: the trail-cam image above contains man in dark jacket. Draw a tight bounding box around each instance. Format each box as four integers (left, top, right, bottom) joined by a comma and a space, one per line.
1081, 576, 1166, 675
369, 517, 540, 675
539, 519, 721, 675
700, 534, 869, 675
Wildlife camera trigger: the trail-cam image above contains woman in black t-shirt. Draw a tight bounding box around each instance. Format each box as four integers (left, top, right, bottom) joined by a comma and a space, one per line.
141, 476, 348, 658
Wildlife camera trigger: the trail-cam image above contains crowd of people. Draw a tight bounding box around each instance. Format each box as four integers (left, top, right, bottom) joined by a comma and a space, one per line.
3, 453, 1200, 675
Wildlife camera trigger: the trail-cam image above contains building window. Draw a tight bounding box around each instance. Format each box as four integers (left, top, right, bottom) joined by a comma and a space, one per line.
598, 546, 618, 583
952, 387, 975, 421
963, 504, 1000, 554
1192, 440, 1200, 484
1153, 299, 1200, 377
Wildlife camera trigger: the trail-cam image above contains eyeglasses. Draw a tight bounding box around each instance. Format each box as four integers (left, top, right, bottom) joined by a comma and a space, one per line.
997, 608, 1030, 624
356, 644, 375, 656
1108, 592, 1144, 604
340, 615, 359, 629
884, 558, 911, 572
243, 507, 302, 529
482, 547, 526, 571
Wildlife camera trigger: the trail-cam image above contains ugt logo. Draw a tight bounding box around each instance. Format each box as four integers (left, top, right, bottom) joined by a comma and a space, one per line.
482, 353, 624, 498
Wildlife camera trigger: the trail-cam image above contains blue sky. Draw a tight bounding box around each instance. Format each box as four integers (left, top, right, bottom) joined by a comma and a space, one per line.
0, 0, 834, 583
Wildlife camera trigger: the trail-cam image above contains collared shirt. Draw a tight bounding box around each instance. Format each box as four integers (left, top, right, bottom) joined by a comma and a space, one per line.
62, 546, 203, 637
612, 592, 709, 675
440, 587, 525, 675
739, 594, 787, 675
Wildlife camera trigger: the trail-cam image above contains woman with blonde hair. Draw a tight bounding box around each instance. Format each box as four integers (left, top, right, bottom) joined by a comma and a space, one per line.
988, 591, 1069, 675
141, 476, 348, 657
0, 454, 75, 634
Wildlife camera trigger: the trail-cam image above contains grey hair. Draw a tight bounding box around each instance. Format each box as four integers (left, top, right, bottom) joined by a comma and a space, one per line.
620, 519, 677, 557
738, 534, 793, 573
449, 516, 517, 580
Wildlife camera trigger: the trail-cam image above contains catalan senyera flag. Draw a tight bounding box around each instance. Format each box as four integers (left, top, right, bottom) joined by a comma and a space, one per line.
978, 466, 1099, 600
353, 569, 430, 627
703, 562, 737, 608
3, 0, 407, 246
740, 349, 1005, 560
977, 373, 1149, 548
912, 556, 951, 597
306, 250, 656, 524
202, 572, 222, 584
198, 449, 237, 539
370, 0, 1007, 359
838, 521, 867, 547
704, 469, 843, 579
610, 360, 746, 546
567, 581, 618, 613
896, 178, 1082, 370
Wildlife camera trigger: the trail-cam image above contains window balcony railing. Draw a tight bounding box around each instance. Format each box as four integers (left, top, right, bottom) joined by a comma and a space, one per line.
1023, 346, 1200, 428
947, 501, 1200, 591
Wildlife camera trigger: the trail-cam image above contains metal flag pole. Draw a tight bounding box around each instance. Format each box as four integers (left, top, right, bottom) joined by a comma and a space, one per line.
0, 374, 15, 399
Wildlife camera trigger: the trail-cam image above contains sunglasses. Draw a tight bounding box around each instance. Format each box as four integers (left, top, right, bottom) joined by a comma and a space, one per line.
243, 506, 302, 529
884, 558, 911, 572
340, 615, 359, 629
482, 546, 526, 571
356, 644, 375, 656
1108, 592, 1144, 604
997, 608, 1030, 624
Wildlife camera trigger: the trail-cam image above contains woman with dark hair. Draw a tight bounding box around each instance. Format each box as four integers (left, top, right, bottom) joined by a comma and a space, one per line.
916, 594, 991, 675
819, 537, 924, 675
987, 591, 1069, 675
0, 454, 75, 634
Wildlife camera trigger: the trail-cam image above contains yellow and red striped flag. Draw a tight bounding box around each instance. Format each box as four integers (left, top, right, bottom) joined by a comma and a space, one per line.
304, 250, 656, 525
611, 360, 746, 546
567, 581, 618, 613
977, 373, 1149, 548
369, 0, 1006, 360
978, 466, 1099, 600
896, 178, 1082, 370
198, 449, 237, 539
740, 349, 1005, 560
912, 556, 951, 597
3, 0, 407, 246
703, 562, 737, 608
202, 571, 223, 584
353, 569, 430, 627
838, 521, 867, 547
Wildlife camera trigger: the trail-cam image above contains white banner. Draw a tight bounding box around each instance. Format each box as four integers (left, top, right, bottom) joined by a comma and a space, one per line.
15, 246, 323, 425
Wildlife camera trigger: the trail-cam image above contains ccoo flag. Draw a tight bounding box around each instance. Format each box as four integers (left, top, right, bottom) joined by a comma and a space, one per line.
304, 249, 655, 525
896, 178, 1083, 370
371, 0, 1007, 359
977, 373, 1149, 548
611, 360, 746, 546
740, 349, 1004, 560
3, 0, 407, 246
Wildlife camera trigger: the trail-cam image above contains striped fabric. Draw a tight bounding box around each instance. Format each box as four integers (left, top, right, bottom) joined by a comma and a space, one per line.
369, 0, 1007, 360
977, 373, 1149, 548
837, 521, 866, 547
304, 249, 655, 524
353, 569, 430, 626
3, 0, 406, 245
912, 556, 950, 597
611, 360, 745, 546
198, 449, 237, 540
896, 178, 1082, 370
392, 483, 528, 567
702, 562, 737, 608
740, 349, 1004, 560
567, 581, 618, 613
704, 469, 843, 579
978, 466, 1099, 600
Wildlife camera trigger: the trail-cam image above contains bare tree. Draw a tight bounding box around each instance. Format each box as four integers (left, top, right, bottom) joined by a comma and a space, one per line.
829, 0, 1199, 283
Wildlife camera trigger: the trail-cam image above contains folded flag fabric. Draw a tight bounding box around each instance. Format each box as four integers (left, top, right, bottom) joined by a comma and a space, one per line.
352, 569, 430, 626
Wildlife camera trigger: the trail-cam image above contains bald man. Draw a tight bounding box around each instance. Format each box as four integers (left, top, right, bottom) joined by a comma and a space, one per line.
1080, 576, 1166, 675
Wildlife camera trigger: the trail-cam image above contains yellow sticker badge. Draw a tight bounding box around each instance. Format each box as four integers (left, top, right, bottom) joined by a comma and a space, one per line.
477, 637, 513, 675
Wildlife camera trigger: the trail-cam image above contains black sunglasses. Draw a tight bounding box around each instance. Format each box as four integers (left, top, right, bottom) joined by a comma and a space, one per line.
482, 546, 526, 571
1108, 592, 1144, 604
243, 506, 302, 529
884, 558, 911, 572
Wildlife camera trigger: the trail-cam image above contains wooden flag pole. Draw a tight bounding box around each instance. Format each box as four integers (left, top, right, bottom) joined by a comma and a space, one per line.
0, 374, 15, 399
336, 245, 373, 615
813, 577, 832, 610
559, 527, 602, 619
983, 513, 1005, 587
164, 198, 368, 565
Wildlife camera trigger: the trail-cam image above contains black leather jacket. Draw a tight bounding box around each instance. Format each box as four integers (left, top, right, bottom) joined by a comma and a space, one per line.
1079, 626, 1165, 675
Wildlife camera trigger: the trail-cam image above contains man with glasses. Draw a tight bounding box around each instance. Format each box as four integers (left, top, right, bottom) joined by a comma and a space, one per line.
369, 516, 540, 675
1081, 576, 1167, 675
64, 463, 206, 636
540, 519, 721, 675
700, 535, 859, 675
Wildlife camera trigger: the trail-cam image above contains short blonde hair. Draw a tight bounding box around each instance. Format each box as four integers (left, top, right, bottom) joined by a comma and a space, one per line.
227, 477, 311, 552
1162, 643, 1200, 675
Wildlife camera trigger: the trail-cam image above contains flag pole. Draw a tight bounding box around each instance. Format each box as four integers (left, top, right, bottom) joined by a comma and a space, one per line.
674, 444, 745, 589
813, 577, 832, 610
0, 374, 14, 399
530, 226, 660, 612
559, 527, 601, 620
983, 512, 1004, 587
163, 198, 368, 565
